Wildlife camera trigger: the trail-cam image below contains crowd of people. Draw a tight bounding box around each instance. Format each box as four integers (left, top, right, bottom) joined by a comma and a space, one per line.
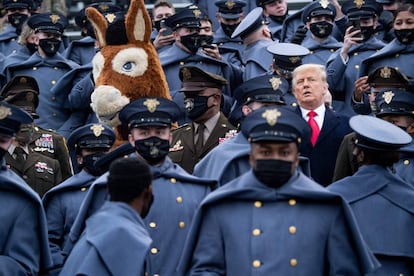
0, 0, 414, 274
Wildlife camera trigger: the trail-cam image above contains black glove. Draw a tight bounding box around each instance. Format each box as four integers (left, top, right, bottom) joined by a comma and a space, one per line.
290, 25, 308, 45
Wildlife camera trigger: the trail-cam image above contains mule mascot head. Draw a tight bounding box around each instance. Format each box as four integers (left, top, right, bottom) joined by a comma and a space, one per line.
86, 0, 170, 129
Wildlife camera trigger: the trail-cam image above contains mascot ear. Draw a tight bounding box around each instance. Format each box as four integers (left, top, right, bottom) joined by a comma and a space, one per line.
86, 7, 108, 47
125, 0, 151, 43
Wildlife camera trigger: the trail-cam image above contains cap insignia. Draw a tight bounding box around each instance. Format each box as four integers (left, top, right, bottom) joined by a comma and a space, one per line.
19, 77, 27, 84
262, 108, 281, 126
50, 14, 60, 24
319, 0, 329, 9
105, 13, 117, 23
98, 4, 109, 11
269, 77, 282, 91
225, 0, 235, 9
382, 91, 395, 104
354, 0, 365, 9
181, 67, 192, 81
13, 0, 17, 2
0, 105, 12, 120
289, 56, 301, 64
144, 98, 160, 113
90, 124, 105, 137
380, 66, 392, 79
193, 9, 201, 18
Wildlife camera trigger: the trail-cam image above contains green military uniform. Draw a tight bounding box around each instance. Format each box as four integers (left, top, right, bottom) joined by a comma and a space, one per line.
5, 147, 62, 197
168, 66, 236, 173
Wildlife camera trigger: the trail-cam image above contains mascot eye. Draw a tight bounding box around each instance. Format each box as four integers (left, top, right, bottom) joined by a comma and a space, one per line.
122, 62, 136, 72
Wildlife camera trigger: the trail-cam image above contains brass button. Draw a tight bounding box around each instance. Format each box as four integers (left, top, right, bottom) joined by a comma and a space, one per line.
179, 61, 184, 65
199, 61, 203, 64
149, 222, 156, 228
54, 67, 58, 70
289, 199, 296, 206
176, 196, 183, 203
80, 187, 87, 192
252, 228, 261, 236
399, 273, 405, 276
150, 247, 158, 254
179, 221, 185, 228
51, 96, 56, 101
23, 175, 28, 179
289, 226, 296, 234
51, 80, 56, 85
12, 50, 16, 53
292, 102, 297, 107
310, 50, 314, 54
404, 159, 409, 166
290, 258, 298, 266
52, 113, 56, 117
33, 67, 37, 70
254, 201, 262, 208
330, 48, 334, 52
252, 260, 261, 268
354, 65, 360, 69
170, 178, 176, 184
11, 38, 15, 41
395, 53, 400, 58
353, 52, 359, 56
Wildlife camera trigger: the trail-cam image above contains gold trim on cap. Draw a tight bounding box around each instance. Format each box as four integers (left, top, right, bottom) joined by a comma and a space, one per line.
90, 124, 105, 137
143, 98, 160, 113
262, 108, 281, 126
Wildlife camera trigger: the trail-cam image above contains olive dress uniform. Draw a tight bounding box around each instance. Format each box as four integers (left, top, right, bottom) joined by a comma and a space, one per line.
5, 146, 62, 196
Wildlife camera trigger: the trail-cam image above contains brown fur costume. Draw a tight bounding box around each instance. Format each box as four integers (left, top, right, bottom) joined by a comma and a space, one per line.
86, 0, 171, 135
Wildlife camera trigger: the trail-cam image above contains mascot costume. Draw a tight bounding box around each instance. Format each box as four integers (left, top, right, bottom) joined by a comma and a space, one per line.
86, 0, 171, 141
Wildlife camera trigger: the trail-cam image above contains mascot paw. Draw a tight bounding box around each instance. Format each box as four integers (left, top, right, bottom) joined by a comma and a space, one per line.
90, 85, 130, 127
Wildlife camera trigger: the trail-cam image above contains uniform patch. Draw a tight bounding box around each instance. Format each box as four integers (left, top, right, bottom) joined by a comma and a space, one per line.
33, 134, 54, 153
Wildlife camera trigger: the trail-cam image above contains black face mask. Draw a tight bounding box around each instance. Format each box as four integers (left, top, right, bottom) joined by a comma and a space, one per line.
180, 33, 203, 54
8, 13, 28, 34
253, 159, 294, 188
360, 26, 375, 42
395, 28, 414, 45
39, 38, 61, 56
26, 42, 38, 54
309, 21, 333, 38
135, 137, 170, 165
184, 94, 215, 120
221, 22, 239, 37
82, 152, 107, 176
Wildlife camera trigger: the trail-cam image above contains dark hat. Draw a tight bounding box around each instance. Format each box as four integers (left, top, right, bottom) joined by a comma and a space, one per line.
179, 66, 227, 92
0, 75, 39, 119
267, 42, 310, 71
367, 66, 410, 88
75, 2, 123, 28
342, 0, 383, 20
375, 0, 395, 4
302, 0, 337, 23
119, 97, 181, 128
215, 0, 246, 20
0, 101, 33, 137
95, 142, 135, 172
350, 115, 412, 151
375, 88, 414, 117
256, 0, 278, 6
28, 12, 68, 35
231, 7, 268, 39
67, 123, 116, 151
164, 5, 202, 30
3, 0, 33, 10
241, 106, 311, 143
229, 75, 288, 126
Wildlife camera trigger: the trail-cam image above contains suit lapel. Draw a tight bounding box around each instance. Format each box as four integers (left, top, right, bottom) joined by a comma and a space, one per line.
316, 109, 340, 144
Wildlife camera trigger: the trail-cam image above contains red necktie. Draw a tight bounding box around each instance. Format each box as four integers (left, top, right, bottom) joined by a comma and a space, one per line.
308, 111, 320, 146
